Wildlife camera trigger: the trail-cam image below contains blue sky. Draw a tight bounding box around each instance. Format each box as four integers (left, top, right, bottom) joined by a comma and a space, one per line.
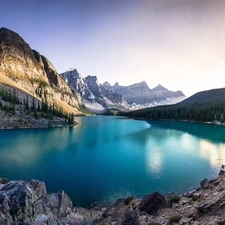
1, 0, 225, 96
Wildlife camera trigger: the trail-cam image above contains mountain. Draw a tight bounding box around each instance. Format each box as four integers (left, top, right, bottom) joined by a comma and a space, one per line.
60, 69, 126, 113
126, 87, 225, 123
179, 88, 225, 105
0, 27, 81, 114
103, 81, 186, 108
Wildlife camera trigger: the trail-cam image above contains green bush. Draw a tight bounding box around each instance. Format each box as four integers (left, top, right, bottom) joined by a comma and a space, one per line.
169, 215, 181, 223
169, 195, 181, 203
124, 196, 134, 205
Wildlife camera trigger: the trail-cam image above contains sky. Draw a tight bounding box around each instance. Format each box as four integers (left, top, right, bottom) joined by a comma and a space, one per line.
1, 0, 225, 97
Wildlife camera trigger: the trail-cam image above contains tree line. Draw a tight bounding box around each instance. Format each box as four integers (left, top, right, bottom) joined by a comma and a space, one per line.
0, 86, 74, 125
126, 102, 225, 123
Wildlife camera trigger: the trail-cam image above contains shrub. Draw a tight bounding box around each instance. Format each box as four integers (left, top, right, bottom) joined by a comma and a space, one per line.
169, 195, 181, 203
169, 215, 181, 223
124, 196, 134, 205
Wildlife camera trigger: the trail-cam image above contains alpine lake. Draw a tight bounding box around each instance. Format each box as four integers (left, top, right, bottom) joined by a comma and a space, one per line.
1, 116, 225, 207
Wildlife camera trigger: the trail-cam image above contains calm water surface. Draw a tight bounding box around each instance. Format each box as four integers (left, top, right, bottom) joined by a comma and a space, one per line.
0, 116, 225, 206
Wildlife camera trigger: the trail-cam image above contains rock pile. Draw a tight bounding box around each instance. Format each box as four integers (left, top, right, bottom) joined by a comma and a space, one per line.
0, 179, 102, 225
1, 174, 225, 224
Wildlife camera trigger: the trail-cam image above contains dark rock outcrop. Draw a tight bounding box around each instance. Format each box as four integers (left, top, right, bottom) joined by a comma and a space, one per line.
200, 178, 209, 188
139, 192, 168, 215
0, 178, 7, 184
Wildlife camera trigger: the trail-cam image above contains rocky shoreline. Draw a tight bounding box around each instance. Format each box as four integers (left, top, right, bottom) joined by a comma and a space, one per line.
0, 108, 79, 129
1, 169, 225, 225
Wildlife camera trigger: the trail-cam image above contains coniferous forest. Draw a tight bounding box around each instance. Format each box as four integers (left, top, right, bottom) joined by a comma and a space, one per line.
0, 86, 74, 125
125, 88, 225, 123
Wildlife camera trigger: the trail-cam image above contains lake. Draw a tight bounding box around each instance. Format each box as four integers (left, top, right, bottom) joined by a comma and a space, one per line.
0, 116, 225, 206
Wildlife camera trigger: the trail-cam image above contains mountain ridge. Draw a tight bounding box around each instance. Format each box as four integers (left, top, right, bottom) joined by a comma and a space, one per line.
0, 27, 81, 115
103, 81, 186, 108
60, 69, 127, 113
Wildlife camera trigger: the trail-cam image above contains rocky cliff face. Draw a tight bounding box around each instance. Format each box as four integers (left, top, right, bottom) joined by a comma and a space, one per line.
0, 27, 81, 113
103, 81, 186, 108
60, 69, 126, 113
1, 173, 225, 224
60, 68, 90, 98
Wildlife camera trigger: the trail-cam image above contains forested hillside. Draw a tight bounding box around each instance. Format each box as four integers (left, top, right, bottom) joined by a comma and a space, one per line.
126, 88, 225, 123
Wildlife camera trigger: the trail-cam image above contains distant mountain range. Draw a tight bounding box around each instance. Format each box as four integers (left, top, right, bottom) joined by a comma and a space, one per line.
103, 81, 186, 108
126, 87, 225, 123
60, 69, 186, 112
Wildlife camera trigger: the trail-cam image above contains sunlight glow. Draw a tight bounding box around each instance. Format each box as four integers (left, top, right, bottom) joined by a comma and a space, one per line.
147, 146, 162, 174
199, 140, 225, 168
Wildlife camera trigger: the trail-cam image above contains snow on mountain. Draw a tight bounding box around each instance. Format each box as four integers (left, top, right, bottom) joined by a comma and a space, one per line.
103, 81, 186, 108
60, 69, 127, 113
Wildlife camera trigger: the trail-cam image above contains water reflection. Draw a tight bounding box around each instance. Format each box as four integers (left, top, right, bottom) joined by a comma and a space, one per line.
146, 146, 162, 175
147, 120, 225, 143
199, 140, 225, 168
1, 116, 225, 206
129, 120, 225, 176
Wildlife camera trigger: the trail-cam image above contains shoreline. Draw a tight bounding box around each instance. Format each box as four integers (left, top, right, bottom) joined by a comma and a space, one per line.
1, 169, 225, 224
131, 116, 225, 126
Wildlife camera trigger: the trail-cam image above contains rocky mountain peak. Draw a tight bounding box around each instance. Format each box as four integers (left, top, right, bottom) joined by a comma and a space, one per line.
113, 82, 120, 87
85, 75, 97, 81
103, 81, 111, 87
152, 84, 168, 91
0, 27, 28, 46
0, 27, 81, 113
60, 70, 126, 112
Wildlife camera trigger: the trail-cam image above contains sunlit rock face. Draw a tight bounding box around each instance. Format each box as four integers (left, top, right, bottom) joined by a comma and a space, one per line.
60, 68, 87, 97
60, 69, 126, 112
0, 27, 80, 108
103, 81, 186, 108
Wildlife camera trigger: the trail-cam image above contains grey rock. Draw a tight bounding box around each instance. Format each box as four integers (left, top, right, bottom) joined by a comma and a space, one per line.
180, 216, 192, 224
197, 190, 225, 213
121, 211, 138, 225
180, 197, 192, 205
192, 192, 201, 201
0, 180, 45, 223
33, 190, 73, 220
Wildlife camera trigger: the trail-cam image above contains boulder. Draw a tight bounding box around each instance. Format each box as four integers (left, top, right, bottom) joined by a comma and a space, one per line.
121, 211, 138, 225
0, 178, 7, 184
139, 192, 168, 215
219, 169, 225, 176
218, 218, 225, 225
200, 178, 209, 188
197, 191, 225, 213
0, 180, 46, 223
33, 190, 73, 220
192, 192, 201, 201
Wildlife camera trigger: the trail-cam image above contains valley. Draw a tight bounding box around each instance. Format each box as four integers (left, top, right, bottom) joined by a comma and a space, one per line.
1, 26, 225, 225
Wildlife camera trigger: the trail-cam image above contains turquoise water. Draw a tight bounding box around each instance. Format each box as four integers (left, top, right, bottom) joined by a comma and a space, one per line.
0, 116, 225, 206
